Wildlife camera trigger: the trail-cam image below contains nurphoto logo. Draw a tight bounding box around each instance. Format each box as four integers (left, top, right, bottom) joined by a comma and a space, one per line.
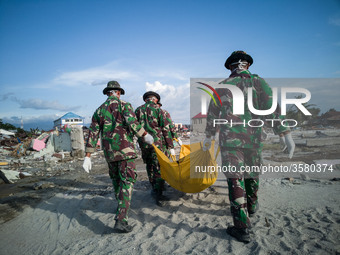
197, 82, 312, 127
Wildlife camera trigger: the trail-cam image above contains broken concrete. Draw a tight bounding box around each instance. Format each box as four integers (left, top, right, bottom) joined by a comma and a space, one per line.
53, 133, 72, 152
0, 170, 11, 184
31, 134, 55, 159
36, 132, 50, 142
0, 170, 20, 183
306, 137, 340, 147
70, 126, 85, 158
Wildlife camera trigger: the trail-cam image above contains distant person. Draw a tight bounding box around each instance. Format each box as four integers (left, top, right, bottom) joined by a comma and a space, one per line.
83, 81, 154, 233
135, 91, 175, 206
203, 51, 295, 243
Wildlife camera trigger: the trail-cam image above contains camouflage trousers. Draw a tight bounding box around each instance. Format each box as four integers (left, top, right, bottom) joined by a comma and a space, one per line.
221, 147, 261, 229
108, 159, 137, 223
141, 147, 164, 192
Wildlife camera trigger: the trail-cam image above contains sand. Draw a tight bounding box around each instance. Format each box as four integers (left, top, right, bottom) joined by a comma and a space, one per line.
0, 133, 340, 254
0, 170, 339, 254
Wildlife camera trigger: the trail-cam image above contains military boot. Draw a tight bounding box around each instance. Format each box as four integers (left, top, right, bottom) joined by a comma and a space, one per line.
114, 220, 133, 233
152, 189, 169, 207
226, 226, 250, 243
249, 202, 259, 217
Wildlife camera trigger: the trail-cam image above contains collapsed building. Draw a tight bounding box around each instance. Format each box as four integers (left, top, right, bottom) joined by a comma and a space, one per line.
0, 112, 88, 184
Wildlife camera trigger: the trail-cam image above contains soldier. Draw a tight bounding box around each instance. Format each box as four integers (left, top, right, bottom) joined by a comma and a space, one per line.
83, 81, 154, 233
203, 51, 295, 243
157, 102, 183, 154
135, 91, 175, 206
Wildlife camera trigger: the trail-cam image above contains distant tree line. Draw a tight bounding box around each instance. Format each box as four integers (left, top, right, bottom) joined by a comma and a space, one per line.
285, 95, 321, 124
285, 95, 338, 126
0, 119, 17, 131
0, 119, 42, 137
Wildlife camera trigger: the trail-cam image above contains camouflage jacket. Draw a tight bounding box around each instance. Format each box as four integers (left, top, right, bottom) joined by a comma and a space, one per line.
162, 108, 178, 139
85, 95, 146, 162
205, 69, 289, 149
135, 101, 174, 151
160, 108, 178, 155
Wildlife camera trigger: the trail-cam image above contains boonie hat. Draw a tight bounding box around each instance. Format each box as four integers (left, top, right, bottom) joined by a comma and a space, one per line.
143, 91, 161, 103
103, 80, 125, 95
224, 51, 253, 70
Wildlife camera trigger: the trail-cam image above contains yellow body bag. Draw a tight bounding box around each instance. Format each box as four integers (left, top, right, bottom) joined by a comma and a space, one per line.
152, 141, 219, 193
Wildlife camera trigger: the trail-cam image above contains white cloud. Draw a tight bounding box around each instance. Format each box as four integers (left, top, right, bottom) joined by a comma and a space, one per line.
145, 81, 190, 101
52, 60, 191, 88
53, 63, 139, 87
5, 114, 59, 123
1, 60, 194, 125
145, 81, 190, 123
0, 92, 80, 112
27, 60, 191, 92
3, 113, 63, 130
11, 97, 80, 111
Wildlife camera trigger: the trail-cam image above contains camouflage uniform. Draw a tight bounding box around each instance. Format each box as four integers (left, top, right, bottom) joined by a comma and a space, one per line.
135, 100, 174, 193
159, 108, 179, 155
205, 69, 289, 229
85, 95, 146, 223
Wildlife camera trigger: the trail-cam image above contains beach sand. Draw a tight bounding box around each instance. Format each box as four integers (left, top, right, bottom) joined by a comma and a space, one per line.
0, 167, 339, 254
0, 134, 340, 254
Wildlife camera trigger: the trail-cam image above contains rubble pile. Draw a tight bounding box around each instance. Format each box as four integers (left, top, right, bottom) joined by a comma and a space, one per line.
0, 126, 88, 185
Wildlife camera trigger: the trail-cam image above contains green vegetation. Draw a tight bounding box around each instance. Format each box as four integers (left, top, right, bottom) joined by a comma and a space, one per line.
285, 95, 321, 125
0, 119, 16, 131
0, 119, 42, 137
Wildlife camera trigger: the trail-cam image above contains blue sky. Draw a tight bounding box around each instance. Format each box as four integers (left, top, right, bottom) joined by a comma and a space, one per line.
0, 0, 339, 130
